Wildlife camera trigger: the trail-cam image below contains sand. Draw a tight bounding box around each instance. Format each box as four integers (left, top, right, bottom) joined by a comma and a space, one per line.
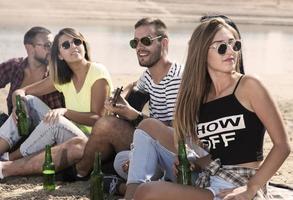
0, 0, 292, 199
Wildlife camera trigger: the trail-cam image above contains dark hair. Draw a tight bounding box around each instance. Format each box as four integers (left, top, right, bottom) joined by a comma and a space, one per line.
50, 28, 91, 84
134, 17, 168, 40
200, 14, 245, 74
23, 26, 51, 45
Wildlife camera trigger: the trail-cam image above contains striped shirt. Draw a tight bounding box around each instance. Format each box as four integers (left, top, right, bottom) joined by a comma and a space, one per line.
136, 63, 182, 122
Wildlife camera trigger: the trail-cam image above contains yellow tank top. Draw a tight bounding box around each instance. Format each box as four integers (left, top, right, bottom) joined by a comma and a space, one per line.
54, 62, 112, 134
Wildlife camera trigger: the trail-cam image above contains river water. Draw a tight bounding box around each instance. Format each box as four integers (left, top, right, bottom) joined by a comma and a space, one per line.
0, 22, 292, 97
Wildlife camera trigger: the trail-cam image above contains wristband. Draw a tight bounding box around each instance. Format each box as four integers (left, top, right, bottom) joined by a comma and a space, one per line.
131, 112, 144, 127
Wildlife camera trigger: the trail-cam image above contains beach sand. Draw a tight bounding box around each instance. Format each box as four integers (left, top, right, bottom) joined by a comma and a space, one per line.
0, 74, 292, 200
0, 0, 292, 199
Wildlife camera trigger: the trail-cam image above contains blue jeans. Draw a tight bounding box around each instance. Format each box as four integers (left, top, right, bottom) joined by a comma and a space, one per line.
114, 150, 164, 181
0, 95, 87, 156
0, 95, 49, 148
127, 129, 177, 184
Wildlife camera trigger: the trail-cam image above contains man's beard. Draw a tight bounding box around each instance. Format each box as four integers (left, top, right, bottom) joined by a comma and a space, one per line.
139, 45, 161, 68
35, 54, 49, 66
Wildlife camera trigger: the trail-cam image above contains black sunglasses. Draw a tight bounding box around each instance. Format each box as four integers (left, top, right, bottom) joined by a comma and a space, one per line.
60, 38, 83, 50
34, 42, 52, 50
210, 40, 241, 55
129, 35, 162, 49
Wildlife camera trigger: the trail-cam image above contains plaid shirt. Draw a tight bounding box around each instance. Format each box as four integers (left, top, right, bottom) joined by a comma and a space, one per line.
0, 57, 65, 114
195, 159, 268, 199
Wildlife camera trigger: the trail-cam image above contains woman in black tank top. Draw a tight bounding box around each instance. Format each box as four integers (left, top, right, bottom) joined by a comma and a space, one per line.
134, 18, 290, 200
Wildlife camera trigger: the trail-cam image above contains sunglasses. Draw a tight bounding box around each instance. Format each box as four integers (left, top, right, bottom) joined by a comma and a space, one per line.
210, 40, 241, 55
34, 42, 52, 50
129, 35, 162, 49
60, 38, 83, 50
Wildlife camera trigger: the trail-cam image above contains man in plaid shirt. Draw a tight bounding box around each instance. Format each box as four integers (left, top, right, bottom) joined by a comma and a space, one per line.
0, 26, 64, 127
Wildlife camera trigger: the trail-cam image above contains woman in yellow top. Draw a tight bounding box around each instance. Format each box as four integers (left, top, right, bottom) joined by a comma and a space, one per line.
0, 28, 112, 162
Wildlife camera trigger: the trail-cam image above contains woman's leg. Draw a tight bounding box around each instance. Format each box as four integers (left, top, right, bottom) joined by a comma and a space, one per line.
134, 181, 213, 200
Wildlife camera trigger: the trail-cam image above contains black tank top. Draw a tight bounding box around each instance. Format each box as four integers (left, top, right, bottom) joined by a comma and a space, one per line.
197, 76, 265, 165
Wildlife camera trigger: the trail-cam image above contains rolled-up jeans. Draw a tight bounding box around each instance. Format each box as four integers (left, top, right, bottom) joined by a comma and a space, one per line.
114, 150, 163, 181
0, 95, 87, 156
127, 129, 177, 184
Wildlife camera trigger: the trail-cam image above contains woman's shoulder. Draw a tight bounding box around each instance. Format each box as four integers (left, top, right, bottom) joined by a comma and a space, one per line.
88, 62, 111, 77
87, 62, 112, 88
238, 74, 270, 101
240, 74, 265, 91
90, 62, 108, 72
234, 74, 270, 112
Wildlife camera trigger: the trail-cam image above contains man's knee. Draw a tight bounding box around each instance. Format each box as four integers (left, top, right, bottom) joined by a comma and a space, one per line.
92, 116, 115, 133
64, 137, 88, 159
24, 95, 40, 105
24, 95, 35, 101
92, 116, 131, 137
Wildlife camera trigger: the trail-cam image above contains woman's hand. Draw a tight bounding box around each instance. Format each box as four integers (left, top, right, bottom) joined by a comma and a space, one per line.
173, 157, 200, 179
218, 185, 257, 200
43, 108, 68, 124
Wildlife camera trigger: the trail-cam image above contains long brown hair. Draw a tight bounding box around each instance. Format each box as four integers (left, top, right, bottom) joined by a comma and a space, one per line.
174, 18, 240, 143
50, 28, 91, 84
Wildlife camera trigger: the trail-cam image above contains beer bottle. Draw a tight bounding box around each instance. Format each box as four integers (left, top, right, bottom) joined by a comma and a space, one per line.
177, 138, 192, 185
15, 95, 30, 136
42, 145, 56, 191
90, 152, 104, 200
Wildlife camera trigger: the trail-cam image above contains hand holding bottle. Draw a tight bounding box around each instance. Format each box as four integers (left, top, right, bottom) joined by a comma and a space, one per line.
15, 95, 30, 137
176, 139, 192, 185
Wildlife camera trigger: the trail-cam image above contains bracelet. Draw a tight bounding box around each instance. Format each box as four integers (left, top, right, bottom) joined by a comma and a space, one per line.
131, 112, 144, 127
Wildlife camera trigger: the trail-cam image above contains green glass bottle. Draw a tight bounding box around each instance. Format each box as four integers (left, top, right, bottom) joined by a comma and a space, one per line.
177, 138, 192, 185
42, 145, 56, 191
90, 152, 104, 200
15, 95, 30, 137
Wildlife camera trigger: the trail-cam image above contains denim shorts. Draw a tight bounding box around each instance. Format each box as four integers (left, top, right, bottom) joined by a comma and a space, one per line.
204, 175, 236, 200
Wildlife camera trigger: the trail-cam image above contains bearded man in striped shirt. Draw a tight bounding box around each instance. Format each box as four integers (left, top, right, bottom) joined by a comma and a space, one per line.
73, 17, 183, 193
